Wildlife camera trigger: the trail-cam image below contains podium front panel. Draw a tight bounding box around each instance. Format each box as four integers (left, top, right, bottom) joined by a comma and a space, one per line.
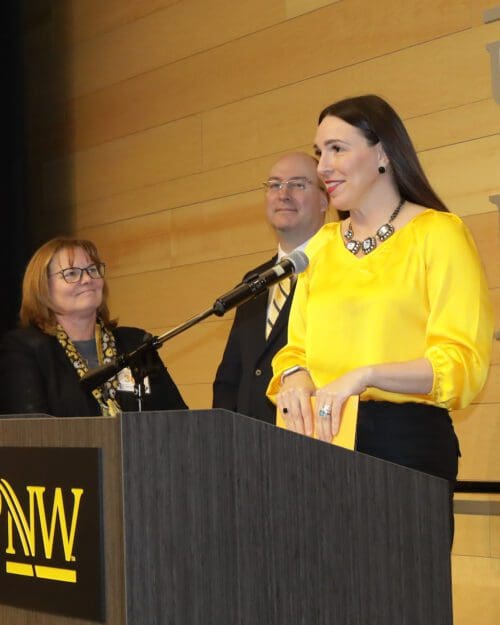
121, 409, 452, 625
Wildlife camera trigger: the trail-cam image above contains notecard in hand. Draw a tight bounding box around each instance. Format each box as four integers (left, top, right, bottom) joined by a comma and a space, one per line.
276, 395, 359, 450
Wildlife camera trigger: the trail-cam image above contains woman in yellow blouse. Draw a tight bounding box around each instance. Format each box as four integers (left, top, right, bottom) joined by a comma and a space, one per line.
267, 95, 493, 483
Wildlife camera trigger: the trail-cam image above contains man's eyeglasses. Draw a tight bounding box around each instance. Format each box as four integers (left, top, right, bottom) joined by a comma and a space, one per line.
49, 263, 106, 284
262, 178, 316, 193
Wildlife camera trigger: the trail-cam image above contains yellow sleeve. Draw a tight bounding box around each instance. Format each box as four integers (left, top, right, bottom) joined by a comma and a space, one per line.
422, 214, 493, 409
266, 225, 334, 404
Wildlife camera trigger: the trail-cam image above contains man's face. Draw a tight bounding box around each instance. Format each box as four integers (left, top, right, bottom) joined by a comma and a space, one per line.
265, 154, 328, 242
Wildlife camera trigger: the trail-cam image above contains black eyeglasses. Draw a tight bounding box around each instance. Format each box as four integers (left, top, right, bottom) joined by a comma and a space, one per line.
49, 263, 106, 283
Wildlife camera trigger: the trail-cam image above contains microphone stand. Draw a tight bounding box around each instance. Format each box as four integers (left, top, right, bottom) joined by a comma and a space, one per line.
80, 307, 217, 406
80, 250, 307, 406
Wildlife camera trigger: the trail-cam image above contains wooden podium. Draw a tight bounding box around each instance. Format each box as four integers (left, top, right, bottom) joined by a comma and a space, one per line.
0, 409, 453, 624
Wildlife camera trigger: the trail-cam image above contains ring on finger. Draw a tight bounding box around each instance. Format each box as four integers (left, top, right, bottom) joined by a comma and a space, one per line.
318, 404, 332, 418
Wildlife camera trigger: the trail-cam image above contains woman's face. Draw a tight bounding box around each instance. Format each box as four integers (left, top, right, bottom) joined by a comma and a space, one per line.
314, 115, 385, 212
48, 247, 104, 320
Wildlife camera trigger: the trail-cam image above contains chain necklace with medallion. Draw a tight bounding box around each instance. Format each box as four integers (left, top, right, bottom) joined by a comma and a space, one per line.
344, 198, 406, 255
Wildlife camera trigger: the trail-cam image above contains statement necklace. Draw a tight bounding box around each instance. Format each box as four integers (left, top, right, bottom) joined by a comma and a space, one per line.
344, 198, 406, 255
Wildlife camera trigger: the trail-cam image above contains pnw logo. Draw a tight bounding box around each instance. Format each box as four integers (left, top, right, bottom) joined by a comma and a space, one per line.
0, 478, 84, 583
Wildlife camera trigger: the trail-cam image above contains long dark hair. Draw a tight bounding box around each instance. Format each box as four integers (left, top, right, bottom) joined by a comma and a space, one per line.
318, 95, 448, 212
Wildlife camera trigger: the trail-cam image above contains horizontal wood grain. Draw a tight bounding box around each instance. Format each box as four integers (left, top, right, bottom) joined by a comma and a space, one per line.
453, 403, 500, 480
176, 383, 213, 410
64, 0, 285, 97
286, 0, 337, 19
107, 250, 272, 328
65, 112, 498, 230
45, 115, 202, 207
474, 365, 500, 404
407, 99, 499, 154
53, 0, 179, 45
62, 0, 485, 152
72, 151, 292, 230
79, 191, 277, 277
451, 555, 500, 625
453, 513, 491, 557
421, 134, 500, 219
463, 213, 500, 288
202, 23, 500, 169
489, 287, 500, 364
151, 318, 234, 387
473, 0, 500, 24
493, 516, 500, 557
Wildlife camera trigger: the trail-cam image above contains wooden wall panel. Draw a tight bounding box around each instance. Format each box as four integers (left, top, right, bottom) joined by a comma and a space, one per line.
152, 319, 234, 386
453, 404, 500, 480
79, 191, 275, 277
493, 515, 500, 558
407, 100, 499, 153
463, 212, 500, 288
176, 383, 213, 410
421, 135, 500, 218
65, 0, 285, 97
73, 151, 297, 230
54, 0, 179, 45
475, 365, 500, 404
489, 287, 500, 363
202, 23, 499, 169
45, 115, 202, 207
65, 103, 498, 238
69, 100, 497, 235
452, 555, 500, 625
61, 0, 480, 153
80, 211, 175, 278
473, 0, 500, 24
107, 251, 271, 328
454, 510, 492, 557
286, 0, 339, 19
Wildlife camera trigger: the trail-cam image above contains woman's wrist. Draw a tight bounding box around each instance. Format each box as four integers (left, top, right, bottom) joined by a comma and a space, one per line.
360, 365, 373, 390
280, 365, 309, 386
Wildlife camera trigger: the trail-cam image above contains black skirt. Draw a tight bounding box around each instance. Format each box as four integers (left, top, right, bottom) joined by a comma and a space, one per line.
355, 401, 460, 482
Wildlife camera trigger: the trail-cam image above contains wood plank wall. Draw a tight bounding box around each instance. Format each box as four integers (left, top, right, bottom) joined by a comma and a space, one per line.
21, 1, 499, 623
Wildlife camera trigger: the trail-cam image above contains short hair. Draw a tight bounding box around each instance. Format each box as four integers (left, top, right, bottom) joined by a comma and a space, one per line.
318, 95, 448, 212
19, 236, 116, 333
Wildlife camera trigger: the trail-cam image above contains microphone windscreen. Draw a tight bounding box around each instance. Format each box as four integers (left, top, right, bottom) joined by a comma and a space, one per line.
286, 250, 309, 274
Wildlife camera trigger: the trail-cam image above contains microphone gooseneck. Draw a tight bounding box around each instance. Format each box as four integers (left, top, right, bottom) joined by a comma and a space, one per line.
80, 251, 309, 392
212, 250, 309, 316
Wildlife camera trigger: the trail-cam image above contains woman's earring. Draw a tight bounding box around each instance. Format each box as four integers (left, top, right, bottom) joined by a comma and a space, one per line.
378, 166, 386, 174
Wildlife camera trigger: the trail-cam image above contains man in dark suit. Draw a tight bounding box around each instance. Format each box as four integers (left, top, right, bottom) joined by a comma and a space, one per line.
212, 152, 329, 423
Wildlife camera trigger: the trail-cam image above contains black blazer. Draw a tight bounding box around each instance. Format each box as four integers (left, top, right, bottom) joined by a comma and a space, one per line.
212, 257, 295, 424
0, 326, 187, 417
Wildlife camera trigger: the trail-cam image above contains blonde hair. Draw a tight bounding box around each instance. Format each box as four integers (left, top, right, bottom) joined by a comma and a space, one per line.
19, 237, 116, 333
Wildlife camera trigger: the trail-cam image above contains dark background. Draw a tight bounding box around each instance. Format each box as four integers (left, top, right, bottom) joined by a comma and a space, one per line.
1, 1, 72, 335
1, 1, 26, 334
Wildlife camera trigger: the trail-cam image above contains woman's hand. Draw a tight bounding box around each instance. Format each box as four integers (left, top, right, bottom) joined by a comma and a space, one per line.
276, 370, 317, 436
314, 367, 370, 442
277, 359, 434, 442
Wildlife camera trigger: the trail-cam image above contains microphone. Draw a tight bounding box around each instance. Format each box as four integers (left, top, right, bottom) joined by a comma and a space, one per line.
212, 249, 309, 316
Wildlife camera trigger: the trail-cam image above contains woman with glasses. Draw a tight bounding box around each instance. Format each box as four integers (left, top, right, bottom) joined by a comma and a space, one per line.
267, 95, 493, 495
0, 236, 186, 416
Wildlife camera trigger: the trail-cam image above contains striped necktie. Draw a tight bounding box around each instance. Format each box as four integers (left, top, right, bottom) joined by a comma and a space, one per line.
266, 277, 292, 339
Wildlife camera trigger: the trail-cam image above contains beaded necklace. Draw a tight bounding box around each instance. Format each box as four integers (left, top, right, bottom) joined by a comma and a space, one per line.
344, 198, 405, 255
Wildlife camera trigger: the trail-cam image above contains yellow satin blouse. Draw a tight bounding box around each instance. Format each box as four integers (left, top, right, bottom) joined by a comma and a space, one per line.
267, 210, 493, 410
